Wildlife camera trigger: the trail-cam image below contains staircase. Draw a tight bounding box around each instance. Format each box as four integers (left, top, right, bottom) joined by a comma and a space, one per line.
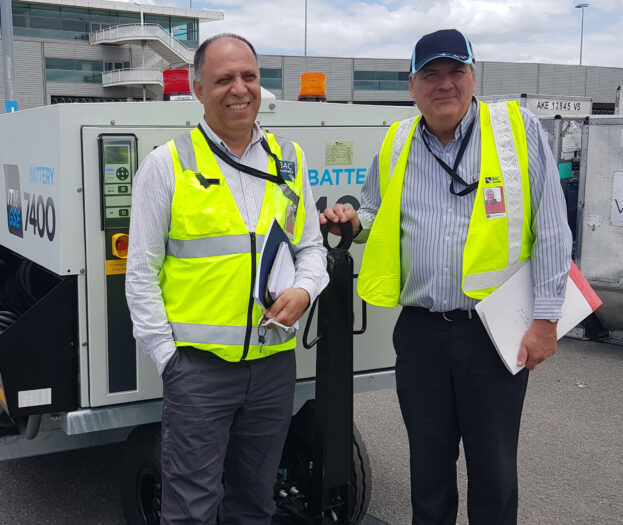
90, 24, 194, 68
90, 24, 196, 96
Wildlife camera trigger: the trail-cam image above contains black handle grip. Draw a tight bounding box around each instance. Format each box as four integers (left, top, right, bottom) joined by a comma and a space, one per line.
321, 221, 353, 251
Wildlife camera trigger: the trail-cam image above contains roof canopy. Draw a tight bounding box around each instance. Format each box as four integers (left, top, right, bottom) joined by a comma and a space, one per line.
23, 0, 224, 22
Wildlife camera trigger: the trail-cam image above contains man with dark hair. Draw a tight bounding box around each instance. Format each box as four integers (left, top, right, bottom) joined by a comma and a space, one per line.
126, 34, 328, 524
321, 28, 572, 525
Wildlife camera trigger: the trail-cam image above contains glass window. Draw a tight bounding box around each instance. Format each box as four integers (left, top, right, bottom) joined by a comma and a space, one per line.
31, 16, 62, 30
89, 9, 116, 23
145, 14, 170, 32
77, 60, 103, 72
105, 61, 129, 72
46, 58, 76, 70
46, 58, 103, 83
12, 14, 28, 29
118, 13, 141, 25
62, 19, 89, 33
31, 5, 60, 17
354, 71, 409, 91
354, 80, 377, 90
46, 69, 102, 83
46, 69, 78, 83
12, 3, 29, 15
60, 7, 89, 20
171, 18, 190, 39
260, 78, 282, 90
260, 68, 282, 79
376, 71, 397, 81
354, 71, 375, 81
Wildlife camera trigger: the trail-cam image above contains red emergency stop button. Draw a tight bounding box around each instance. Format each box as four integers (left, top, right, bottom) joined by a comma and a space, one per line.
112, 233, 129, 259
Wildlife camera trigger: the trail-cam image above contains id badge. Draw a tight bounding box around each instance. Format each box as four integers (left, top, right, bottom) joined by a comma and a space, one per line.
285, 202, 297, 240
484, 186, 506, 219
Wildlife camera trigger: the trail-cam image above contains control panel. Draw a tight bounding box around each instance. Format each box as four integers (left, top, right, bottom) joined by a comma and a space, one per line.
98, 135, 137, 229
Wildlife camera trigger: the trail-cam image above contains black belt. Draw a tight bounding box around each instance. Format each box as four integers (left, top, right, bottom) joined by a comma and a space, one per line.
407, 306, 476, 322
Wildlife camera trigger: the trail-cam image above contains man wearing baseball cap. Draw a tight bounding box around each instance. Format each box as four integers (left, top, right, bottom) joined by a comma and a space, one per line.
321, 29, 572, 524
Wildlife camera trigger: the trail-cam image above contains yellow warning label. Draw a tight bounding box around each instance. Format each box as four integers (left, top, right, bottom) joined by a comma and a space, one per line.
106, 259, 127, 275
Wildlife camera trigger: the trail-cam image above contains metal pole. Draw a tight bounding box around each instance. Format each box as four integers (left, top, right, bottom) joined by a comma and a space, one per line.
579, 7, 584, 65
304, 0, 308, 57
1, 0, 18, 112
575, 3, 589, 66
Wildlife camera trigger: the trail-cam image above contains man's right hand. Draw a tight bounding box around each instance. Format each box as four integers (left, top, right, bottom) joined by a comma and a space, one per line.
319, 204, 362, 236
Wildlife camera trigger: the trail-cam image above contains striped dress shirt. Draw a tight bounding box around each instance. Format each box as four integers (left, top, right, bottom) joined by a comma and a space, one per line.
357, 99, 572, 318
126, 118, 329, 375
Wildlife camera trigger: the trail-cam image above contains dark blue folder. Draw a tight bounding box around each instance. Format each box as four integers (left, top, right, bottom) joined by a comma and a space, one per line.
254, 219, 295, 308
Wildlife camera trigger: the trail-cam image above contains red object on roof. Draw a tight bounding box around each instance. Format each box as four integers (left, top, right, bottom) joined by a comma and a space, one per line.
163, 69, 191, 95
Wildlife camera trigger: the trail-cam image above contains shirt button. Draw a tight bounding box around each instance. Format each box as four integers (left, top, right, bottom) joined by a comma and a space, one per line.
448, 208, 453, 213
444, 236, 450, 241
442, 299, 448, 304
443, 267, 449, 273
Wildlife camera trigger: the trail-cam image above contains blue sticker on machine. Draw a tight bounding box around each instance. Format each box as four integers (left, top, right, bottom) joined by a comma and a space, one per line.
279, 161, 296, 181
4, 164, 23, 238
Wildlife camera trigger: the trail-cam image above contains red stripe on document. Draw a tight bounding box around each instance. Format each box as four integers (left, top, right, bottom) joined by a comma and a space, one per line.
569, 261, 602, 311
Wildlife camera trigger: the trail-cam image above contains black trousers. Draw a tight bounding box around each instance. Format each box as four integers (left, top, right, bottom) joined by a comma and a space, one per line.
393, 307, 529, 525
160, 347, 296, 525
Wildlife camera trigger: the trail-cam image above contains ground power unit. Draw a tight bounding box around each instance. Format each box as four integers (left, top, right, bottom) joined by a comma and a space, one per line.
0, 97, 416, 524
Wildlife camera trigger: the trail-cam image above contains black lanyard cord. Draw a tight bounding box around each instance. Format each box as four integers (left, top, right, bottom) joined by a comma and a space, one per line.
196, 125, 299, 206
197, 125, 286, 185
421, 118, 477, 197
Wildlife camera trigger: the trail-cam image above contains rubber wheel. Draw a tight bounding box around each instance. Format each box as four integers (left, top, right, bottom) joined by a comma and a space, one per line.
275, 400, 372, 525
122, 424, 162, 525
351, 424, 372, 523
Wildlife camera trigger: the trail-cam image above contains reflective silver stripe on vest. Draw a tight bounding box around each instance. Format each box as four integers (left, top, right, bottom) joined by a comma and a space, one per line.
463, 102, 525, 292
174, 131, 197, 172
171, 322, 296, 346
167, 234, 265, 258
389, 117, 418, 183
273, 136, 297, 166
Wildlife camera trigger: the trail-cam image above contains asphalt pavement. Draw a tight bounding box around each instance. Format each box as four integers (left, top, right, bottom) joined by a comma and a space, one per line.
0, 337, 621, 524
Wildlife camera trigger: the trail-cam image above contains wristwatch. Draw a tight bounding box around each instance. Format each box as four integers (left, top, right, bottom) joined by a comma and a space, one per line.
547, 318, 559, 324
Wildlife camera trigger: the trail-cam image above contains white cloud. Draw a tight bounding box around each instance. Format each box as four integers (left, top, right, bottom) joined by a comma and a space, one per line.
146, 0, 623, 67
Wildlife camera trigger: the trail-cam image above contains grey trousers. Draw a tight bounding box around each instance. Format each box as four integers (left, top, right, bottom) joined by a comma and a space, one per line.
160, 346, 296, 525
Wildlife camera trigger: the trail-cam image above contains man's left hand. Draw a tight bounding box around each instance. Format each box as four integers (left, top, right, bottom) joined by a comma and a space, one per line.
263, 288, 310, 328
517, 319, 558, 370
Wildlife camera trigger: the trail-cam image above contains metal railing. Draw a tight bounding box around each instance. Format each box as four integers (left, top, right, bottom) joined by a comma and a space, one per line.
102, 69, 163, 87
90, 24, 194, 64
135, 54, 168, 71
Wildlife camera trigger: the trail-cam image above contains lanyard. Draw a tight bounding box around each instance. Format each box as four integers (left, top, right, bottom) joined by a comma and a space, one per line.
197, 126, 299, 206
421, 118, 477, 197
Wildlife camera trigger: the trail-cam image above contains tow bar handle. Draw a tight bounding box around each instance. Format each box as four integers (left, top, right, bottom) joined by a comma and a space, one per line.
303, 222, 367, 348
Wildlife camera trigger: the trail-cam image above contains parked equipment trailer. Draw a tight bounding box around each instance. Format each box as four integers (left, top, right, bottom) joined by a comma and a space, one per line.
0, 97, 416, 524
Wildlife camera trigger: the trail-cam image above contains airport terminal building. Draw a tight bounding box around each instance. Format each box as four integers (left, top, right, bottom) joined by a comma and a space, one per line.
1, 0, 622, 112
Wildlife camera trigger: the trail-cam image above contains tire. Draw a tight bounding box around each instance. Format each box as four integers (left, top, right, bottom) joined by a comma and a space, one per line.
122, 423, 162, 525
350, 424, 372, 523
275, 400, 372, 525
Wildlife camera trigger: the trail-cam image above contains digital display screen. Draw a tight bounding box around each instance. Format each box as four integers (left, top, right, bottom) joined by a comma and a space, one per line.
105, 144, 130, 164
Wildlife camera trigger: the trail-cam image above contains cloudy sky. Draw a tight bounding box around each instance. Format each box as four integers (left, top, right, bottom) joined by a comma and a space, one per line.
145, 0, 622, 68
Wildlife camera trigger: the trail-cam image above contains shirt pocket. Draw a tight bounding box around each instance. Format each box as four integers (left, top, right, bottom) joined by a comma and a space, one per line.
181, 170, 231, 236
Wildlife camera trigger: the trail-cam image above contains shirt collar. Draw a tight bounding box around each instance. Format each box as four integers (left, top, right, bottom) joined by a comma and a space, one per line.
198, 117, 264, 158
420, 97, 478, 142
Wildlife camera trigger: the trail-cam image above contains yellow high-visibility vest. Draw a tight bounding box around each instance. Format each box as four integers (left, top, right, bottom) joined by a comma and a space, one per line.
160, 127, 306, 361
357, 101, 533, 307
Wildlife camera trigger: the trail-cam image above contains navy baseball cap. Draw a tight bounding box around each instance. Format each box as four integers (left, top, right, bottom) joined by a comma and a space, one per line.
410, 29, 475, 75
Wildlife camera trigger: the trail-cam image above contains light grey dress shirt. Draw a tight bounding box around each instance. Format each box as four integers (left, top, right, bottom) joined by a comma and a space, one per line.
357, 99, 572, 319
126, 118, 329, 375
